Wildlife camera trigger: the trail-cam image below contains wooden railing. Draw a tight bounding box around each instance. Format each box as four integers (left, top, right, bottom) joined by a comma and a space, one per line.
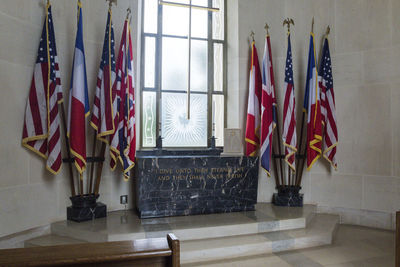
0, 233, 179, 267
397, 211, 399, 267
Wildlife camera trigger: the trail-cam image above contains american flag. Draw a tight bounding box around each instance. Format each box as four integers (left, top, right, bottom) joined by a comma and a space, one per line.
260, 35, 276, 176
304, 33, 322, 170
90, 8, 116, 143
282, 34, 297, 171
319, 38, 338, 169
245, 41, 262, 157
110, 18, 136, 179
22, 4, 63, 174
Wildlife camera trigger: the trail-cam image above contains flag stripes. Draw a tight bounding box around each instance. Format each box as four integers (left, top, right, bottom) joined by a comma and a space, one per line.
22, 3, 63, 175
319, 38, 338, 169
282, 34, 297, 171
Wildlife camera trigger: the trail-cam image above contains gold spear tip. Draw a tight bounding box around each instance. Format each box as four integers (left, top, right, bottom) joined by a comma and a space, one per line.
265, 23, 270, 36
250, 30, 255, 42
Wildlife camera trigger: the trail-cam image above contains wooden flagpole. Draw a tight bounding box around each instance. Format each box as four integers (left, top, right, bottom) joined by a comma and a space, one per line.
94, 142, 106, 195
295, 112, 306, 186
296, 18, 314, 186
88, 130, 97, 194
59, 102, 76, 196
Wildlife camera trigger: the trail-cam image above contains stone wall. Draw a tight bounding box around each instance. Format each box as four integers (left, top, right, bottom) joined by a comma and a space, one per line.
0, 0, 399, 238
0, 0, 139, 237
227, 0, 400, 229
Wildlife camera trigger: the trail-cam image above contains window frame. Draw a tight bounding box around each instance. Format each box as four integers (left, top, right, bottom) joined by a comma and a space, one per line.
140, 0, 227, 149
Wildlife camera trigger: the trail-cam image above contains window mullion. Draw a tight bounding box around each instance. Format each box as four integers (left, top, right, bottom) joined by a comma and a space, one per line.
207, 0, 213, 145
156, 1, 163, 143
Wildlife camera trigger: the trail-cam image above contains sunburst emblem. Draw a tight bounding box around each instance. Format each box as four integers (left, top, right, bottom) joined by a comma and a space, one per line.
162, 94, 207, 147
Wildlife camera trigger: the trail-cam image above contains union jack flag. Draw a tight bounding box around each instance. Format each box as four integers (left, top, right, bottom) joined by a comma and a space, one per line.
282, 34, 297, 171
90, 8, 116, 144
260, 35, 277, 176
22, 3, 63, 174
110, 18, 136, 180
319, 38, 338, 169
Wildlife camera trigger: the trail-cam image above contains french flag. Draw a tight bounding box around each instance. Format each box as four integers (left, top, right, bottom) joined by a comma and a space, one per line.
68, 1, 90, 174
303, 32, 322, 170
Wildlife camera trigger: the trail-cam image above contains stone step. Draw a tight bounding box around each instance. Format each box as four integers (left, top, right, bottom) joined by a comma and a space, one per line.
180, 214, 339, 265
51, 204, 316, 242
24, 234, 86, 248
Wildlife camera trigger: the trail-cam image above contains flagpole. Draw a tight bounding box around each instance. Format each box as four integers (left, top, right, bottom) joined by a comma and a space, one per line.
296, 17, 314, 187
94, 142, 106, 195
295, 112, 306, 186
60, 102, 76, 196
88, 130, 97, 194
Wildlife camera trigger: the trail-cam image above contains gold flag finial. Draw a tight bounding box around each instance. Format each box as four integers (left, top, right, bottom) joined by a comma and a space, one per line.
283, 18, 294, 34
250, 31, 255, 42
126, 7, 132, 20
106, 0, 117, 8
311, 17, 315, 33
265, 23, 270, 36
325, 25, 330, 37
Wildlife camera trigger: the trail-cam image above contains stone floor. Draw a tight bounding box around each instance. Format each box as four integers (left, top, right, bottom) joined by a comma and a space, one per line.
184, 224, 395, 267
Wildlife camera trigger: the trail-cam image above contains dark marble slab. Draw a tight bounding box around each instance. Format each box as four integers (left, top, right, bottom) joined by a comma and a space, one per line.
67, 203, 107, 222
273, 186, 303, 207
135, 154, 259, 218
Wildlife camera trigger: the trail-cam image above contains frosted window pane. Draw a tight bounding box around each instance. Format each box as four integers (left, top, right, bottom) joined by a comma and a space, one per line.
143, 92, 157, 147
212, 95, 224, 147
144, 37, 156, 88
163, 5, 189, 36
162, 93, 207, 147
212, 0, 224, 40
162, 37, 188, 91
213, 43, 223, 91
191, 9, 208, 38
191, 40, 207, 92
192, 0, 208, 7
144, 0, 158, 34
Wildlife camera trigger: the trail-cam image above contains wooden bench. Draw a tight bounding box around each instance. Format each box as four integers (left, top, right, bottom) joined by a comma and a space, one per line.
0, 233, 179, 267
397, 211, 399, 267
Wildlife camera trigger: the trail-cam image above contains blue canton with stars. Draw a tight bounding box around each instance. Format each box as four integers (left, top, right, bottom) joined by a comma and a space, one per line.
319, 38, 333, 90
100, 10, 116, 73
285, 35, 294, 85
36, 6, 57, 82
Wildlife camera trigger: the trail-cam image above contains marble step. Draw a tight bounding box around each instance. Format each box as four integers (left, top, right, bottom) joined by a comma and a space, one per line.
24, 234, 86, 248
180, 213, 339, 265
50, 204, 316, 243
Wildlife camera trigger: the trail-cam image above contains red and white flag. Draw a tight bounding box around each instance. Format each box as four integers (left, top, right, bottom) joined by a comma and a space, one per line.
303, 32, 322, 170
245, 41, 262, 157
282, 34, 297, 171
110, 18, 136, 180
90, 8, 116, 144
319, 38, 338, 169
22, 3, 63, 174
